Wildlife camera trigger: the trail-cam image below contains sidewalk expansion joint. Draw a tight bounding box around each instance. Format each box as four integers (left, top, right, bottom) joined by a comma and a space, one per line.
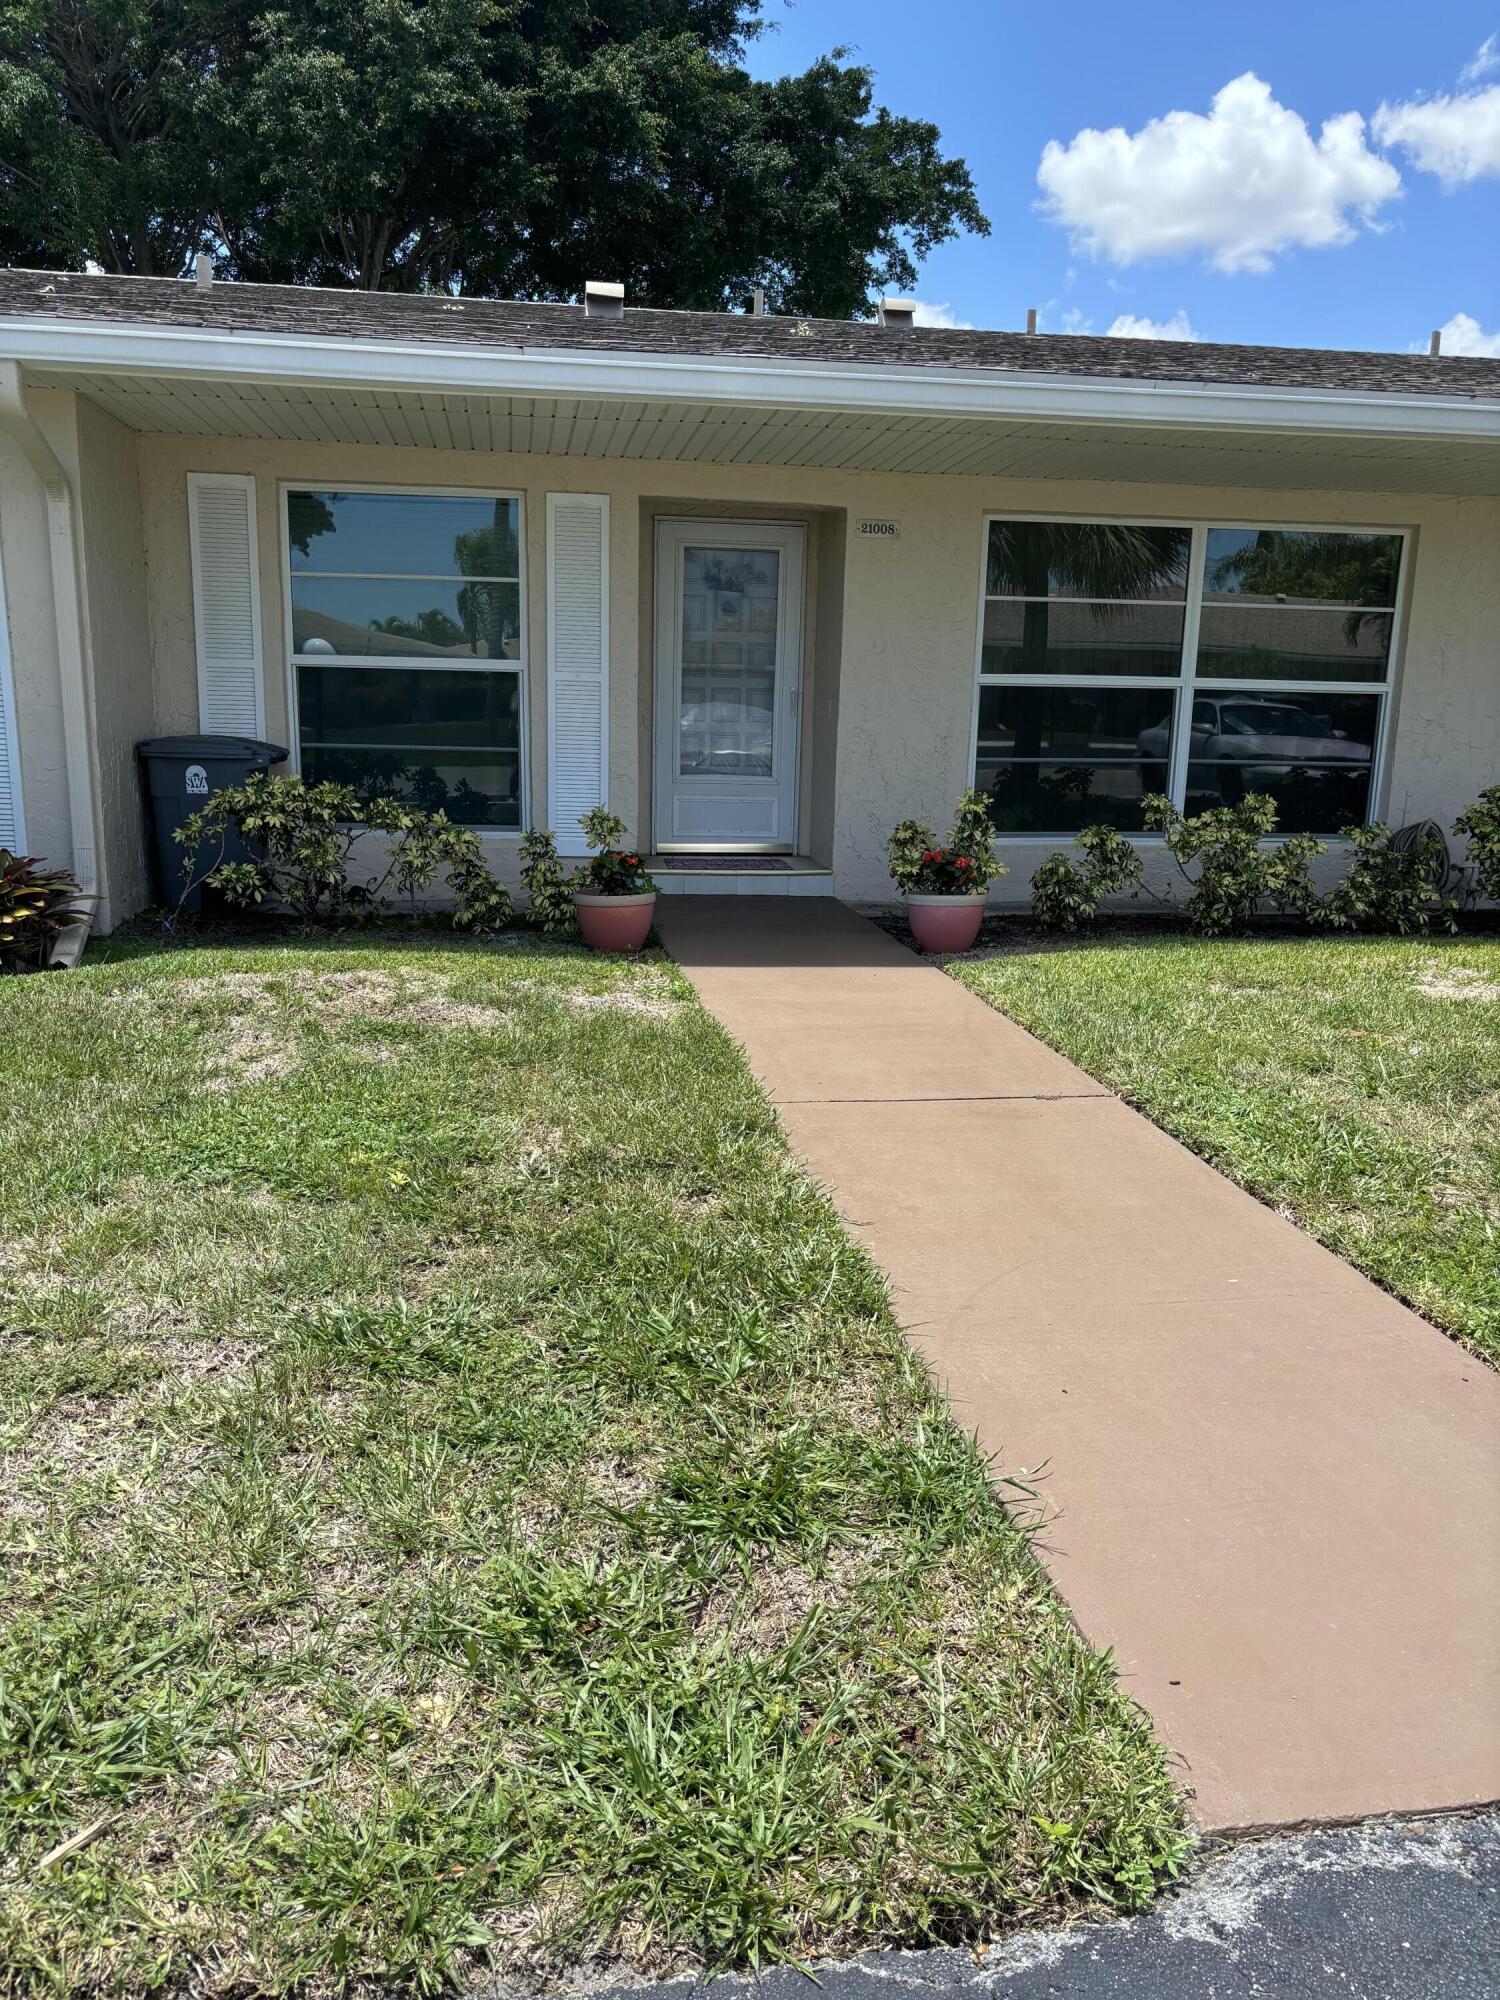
778, 1090, 1115, 1105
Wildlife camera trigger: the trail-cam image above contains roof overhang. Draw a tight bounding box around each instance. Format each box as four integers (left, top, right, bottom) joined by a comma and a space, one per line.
9, 313, 1500, 496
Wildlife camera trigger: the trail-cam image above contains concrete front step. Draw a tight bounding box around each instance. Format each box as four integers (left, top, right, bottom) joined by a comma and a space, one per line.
651, 855, 833, 897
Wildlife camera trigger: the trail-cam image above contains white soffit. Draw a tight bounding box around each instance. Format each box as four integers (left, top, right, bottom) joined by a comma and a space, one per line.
24, 367, 1500, 495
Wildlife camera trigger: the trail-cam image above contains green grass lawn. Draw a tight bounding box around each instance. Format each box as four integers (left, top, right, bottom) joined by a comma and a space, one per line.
0, 933, 1184, 1996
951, 933, 1500, 1364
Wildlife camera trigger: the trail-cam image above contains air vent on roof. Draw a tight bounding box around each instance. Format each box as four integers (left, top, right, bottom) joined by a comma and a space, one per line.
879, 298, 916, 330
584, 280, 624, 321
194, 253, 213, 289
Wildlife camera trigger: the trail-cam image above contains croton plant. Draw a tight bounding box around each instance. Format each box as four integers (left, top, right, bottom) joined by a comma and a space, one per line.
0, 851, 91, 973
886, 789, 1007, 896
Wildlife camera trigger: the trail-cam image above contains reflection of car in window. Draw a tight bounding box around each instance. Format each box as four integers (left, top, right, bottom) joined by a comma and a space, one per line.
1137, 695, 1371, 796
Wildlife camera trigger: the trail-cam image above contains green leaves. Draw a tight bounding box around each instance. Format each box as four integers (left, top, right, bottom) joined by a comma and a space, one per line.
1454, 786, 1500, 901
1144, 792, 1325, 936
174, 772, 511, 928
1030, 826, 1146, 932
2, 0, 986, 314
0, 850, 91, 972
886, 791, 1007, 896
1326, 823, 1458, 936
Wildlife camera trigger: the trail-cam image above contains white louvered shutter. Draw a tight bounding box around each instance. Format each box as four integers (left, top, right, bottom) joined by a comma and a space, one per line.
546, 492, 609, 855
187, 473, 265, 738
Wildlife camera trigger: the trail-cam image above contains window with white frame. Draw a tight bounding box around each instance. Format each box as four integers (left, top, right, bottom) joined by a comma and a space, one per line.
287, 488, 525, 827
974, 518, 1403, 836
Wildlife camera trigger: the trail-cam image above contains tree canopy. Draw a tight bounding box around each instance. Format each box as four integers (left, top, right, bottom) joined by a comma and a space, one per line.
0, 0, 988, 314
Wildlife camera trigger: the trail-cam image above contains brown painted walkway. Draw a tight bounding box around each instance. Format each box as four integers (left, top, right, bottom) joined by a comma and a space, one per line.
658, 897, 1500, 1835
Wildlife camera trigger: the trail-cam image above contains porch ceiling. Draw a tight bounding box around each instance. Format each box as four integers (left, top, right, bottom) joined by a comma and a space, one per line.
27, 367, 1500, 495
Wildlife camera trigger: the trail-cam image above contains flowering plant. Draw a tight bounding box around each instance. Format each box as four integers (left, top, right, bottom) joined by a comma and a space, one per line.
576, 807, 657, 896
886, 789, 1007, 896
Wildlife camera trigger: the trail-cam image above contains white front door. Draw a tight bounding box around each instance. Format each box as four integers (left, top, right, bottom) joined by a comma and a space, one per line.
653, 519, 804, 849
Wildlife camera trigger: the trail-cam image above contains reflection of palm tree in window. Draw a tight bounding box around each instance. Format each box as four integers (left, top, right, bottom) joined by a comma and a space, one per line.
454, 501, 517, 657
1208, 531, 1398, 644
986, 524, 1189, 811
368, 609, 467, 651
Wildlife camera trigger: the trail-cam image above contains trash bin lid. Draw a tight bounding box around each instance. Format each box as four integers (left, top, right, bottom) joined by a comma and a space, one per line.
137, 735, 288, 760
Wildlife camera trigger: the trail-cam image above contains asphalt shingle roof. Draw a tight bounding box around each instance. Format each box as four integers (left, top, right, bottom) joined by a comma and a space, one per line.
3, 267, 1498, 402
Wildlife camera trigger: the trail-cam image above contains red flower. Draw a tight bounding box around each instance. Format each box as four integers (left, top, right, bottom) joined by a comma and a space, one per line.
956, 855, 970, 868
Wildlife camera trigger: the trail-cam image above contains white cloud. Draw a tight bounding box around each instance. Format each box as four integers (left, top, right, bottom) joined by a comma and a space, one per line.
1373, 81, 1500, 184
1429, 310, 1500, 356
1460, 34, 1500, 85
1105, 310, 1200, 341
909, 299, 974, 329
1037, 72, 1401, 273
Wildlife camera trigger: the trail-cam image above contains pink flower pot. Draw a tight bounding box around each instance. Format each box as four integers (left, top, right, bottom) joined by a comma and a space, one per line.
574, 890, 657, 953
904, 893, 986, 954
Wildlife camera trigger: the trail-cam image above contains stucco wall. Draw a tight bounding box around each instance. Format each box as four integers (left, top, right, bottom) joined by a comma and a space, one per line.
128, 431, 1498, 908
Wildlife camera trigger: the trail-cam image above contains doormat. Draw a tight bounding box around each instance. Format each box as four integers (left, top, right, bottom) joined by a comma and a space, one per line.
655, 855, 793, 871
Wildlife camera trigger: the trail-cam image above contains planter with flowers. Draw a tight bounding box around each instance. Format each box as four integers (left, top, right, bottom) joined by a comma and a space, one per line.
572, 806, 659, 953
886, 789, 1006, 953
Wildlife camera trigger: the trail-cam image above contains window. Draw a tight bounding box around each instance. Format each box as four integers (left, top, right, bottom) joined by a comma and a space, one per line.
975, 519, 1402, 836
287, 489, 525, 826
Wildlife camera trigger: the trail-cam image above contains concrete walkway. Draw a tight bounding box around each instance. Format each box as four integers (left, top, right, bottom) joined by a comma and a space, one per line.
657, 897, 1500, 1834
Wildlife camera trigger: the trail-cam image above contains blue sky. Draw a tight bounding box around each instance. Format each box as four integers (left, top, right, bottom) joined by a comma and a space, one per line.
745, 1, 1500, 354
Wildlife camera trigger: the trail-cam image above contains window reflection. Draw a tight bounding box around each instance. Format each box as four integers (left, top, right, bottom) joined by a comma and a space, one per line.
974, 518, 1400, 837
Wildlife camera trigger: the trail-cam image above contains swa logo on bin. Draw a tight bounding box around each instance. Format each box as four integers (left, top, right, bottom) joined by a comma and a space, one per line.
185, 764, 210, 796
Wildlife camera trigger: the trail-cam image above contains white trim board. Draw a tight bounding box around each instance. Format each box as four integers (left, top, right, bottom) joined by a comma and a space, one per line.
7, 315, 1499, 443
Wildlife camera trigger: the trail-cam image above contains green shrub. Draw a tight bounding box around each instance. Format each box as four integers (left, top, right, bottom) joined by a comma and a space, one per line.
0, 851, 91, 972
887, 788, 1007, 895
1143, 792, 1324, 936
1029, 825, 1145, 931
175, 774, 510, 928
1454, 785, 1500, 901
1326, 823, 1457, 935
577, 806, 657, 895
519, 829, 578, 933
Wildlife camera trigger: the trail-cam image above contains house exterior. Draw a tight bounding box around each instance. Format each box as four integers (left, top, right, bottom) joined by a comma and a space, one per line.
0, 267, 1496, 932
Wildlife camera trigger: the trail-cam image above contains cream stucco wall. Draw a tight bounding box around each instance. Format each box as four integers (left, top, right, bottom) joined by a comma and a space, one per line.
2, 409, 1491, 922
0, 388, 154, 923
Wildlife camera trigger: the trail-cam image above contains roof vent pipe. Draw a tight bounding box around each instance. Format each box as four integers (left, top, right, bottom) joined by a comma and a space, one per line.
1429, 329, 1442, 357
1025, 307, 1038, 335
194, 252, 213, 288
879, 298, 916, 330
751, 286, 766, 317
584, 279, 624, 320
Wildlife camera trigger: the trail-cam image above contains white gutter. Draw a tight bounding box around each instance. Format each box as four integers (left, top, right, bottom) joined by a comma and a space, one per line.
0, 359, 104, 933
3, 314, 1498, 444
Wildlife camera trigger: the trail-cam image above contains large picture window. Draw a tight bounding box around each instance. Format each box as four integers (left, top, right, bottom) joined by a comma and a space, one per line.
286, 488, 525, 827
975, 518, 1403, 836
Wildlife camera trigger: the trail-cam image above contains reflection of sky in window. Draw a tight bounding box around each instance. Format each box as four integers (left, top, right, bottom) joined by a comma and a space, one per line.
289, 493, 519, 577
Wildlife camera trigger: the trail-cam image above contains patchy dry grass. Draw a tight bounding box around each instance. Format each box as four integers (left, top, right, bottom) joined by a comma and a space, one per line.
0, 932, 1184, 1997
952, 935, 1500, 1362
